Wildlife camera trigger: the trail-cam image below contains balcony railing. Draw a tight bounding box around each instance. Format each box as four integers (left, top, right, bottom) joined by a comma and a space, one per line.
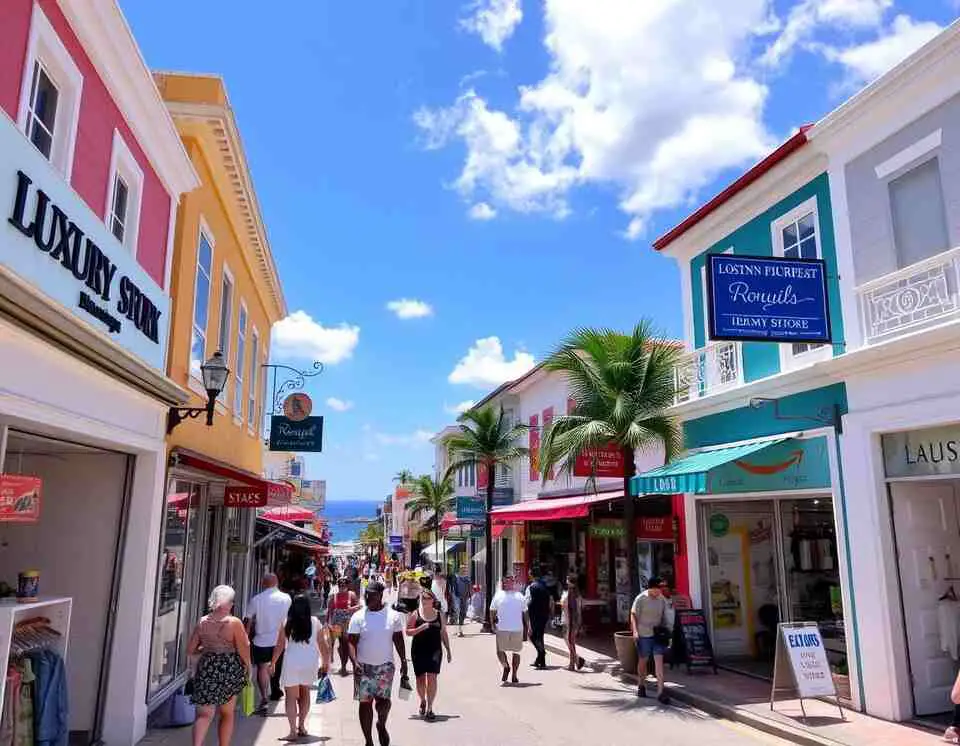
857, 246, 960, 345
673, 341, 743, 403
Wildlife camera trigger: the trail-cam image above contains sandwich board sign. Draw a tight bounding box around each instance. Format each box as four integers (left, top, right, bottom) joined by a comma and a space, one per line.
770, 622, 844, 722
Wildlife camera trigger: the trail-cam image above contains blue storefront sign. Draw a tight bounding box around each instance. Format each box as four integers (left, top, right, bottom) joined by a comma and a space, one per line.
456, 496, 485, 520
706, 254, 831, 344
388, 535, 403, 549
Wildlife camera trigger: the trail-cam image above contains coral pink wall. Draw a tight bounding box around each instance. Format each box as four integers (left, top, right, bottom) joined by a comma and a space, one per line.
0, 0, 171, 288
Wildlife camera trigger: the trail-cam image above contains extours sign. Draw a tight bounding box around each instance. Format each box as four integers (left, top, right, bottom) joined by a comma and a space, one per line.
706, 254, 831, 344
224, 484, 268, 508
0, 475, 41, 523
269, 416, 324, 452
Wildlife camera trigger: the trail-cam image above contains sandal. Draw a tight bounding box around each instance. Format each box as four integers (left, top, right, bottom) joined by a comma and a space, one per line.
298, 726, 308, 737
419, 700, 427, 716
425, 710, 437, 722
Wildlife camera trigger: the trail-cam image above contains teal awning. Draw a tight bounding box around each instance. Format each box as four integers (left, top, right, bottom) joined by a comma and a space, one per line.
630, 438, 791, 495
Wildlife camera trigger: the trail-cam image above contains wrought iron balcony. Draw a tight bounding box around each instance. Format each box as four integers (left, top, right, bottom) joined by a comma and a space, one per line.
857, 246, 960, 345
673, 341, 743, 403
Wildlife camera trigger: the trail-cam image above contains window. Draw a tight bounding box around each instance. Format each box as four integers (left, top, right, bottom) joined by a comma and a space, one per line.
889, 158, 949, 269
105, 131, 144, 253
26, 61, 57, 159
248, 330, 260, 430
190, 232, 213, 379
218, 269, 234, 404
234, 305, 247, 417
772, 197, 828, 364
469, 462, 475, 487
17, 4, 83, 179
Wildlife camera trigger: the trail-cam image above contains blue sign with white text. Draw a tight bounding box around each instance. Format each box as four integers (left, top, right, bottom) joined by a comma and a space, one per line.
706, 254, 831, 344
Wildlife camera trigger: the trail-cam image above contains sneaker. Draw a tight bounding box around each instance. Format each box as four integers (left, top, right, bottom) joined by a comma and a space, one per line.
945, 726, 960, 744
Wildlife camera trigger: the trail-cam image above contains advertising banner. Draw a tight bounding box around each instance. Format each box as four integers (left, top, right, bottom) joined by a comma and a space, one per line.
269, 415, 323, 452
574, 443, 624, 477
0, 475, 41, 523
706, 254, 831, 344
456, 496, 485, 520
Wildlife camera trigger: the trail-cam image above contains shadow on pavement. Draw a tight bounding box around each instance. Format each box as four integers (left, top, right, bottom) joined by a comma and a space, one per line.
502, 682, 542, 688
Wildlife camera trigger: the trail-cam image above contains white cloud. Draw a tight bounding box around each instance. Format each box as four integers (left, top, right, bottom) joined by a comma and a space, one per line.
417, 1, 777, 238
386, 298, 434, 319
448, 336, 535, 388
445, 400, 476, 415
271, 311, 359, 364
818, 15, 942, 85
326, 397, 354, 412
761, 0, 892, 68
460, 0, 523, 52
468, 202, 497, 220
374, 429, 435, 446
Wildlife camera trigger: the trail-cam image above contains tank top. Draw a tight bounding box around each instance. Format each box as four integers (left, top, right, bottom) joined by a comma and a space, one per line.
412, 609, 442, 653
197, 616, 236, 654
331, 591, 351, 610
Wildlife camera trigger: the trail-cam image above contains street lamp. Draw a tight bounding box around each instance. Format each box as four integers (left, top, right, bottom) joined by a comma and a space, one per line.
167, 351, 231, 434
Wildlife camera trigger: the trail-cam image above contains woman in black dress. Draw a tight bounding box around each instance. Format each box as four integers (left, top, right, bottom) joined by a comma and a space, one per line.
405, 588, 451, 721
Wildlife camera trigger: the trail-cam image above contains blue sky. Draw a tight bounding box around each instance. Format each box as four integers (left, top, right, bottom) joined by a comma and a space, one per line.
122, 0, 956, 501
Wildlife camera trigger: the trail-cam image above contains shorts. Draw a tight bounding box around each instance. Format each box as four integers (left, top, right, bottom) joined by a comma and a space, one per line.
636, 635, 667, 659
353, 661, 396, 702
496, 630, 523, 653
252, 645, 274, 665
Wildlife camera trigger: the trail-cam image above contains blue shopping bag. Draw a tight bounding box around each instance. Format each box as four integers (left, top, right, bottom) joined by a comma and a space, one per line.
315, 674, 336, 704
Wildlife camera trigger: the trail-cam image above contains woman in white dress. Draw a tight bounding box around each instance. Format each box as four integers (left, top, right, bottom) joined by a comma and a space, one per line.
270, 595, 331, 741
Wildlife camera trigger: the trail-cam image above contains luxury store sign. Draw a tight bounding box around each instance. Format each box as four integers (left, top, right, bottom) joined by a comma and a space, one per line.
882, 426, 960, 478
1, 118, 169, 370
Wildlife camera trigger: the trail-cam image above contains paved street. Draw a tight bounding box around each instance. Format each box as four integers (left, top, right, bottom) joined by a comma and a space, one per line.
144, 620, 788, 746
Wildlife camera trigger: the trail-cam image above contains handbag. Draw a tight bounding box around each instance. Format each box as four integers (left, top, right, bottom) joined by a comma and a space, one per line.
315, 674, 336, 704
652, 625, 671, 647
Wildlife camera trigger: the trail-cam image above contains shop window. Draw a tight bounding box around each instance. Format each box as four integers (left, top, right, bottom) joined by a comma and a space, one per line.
190, 230, 213, 380
217, 269, 234, 406
105, 130, 144, 254
17, 4, 83, 180
148, 482, 206, 698
889, 157, 950, 269
234, 304, 247, 418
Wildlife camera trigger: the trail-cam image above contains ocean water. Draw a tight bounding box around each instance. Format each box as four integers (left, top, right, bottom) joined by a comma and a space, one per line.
320, 499, 382, 543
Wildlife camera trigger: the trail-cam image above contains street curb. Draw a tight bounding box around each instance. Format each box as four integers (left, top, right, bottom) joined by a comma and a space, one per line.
543, 640, 844, 746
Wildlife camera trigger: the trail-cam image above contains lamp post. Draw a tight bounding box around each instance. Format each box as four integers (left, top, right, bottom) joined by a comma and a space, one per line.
167, 351, 231, 434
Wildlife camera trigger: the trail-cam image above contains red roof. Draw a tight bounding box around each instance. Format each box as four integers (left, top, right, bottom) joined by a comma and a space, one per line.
652, 126, 813, 251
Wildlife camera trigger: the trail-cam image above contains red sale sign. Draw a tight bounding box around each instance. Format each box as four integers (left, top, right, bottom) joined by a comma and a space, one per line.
573, 443, 624, 478
0, 475, 41, 522
224, 485, 268, 508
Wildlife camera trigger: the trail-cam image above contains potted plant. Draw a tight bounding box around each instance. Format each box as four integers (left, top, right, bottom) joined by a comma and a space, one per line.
614, 629, 638, 673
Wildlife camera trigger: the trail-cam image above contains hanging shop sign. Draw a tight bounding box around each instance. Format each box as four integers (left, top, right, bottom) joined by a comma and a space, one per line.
574, 443, 625, 478
456, 496, 485, 520
706, 254, 831, 344
283, 393, 313, 422
224, 484, 268, 508
528, 530, 554, 542
0, 475, 41, 523
881, 425, 960, 479
2, 119, 170, 370
470, 522, 485, 538
590, 521, 624, 539
269, 416, 323, 452
636, 516, 674, 541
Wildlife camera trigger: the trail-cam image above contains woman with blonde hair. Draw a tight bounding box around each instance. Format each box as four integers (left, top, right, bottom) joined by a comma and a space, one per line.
187, 585, 251, 746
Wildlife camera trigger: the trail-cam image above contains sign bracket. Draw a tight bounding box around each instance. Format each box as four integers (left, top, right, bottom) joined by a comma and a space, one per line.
263, 362, 324, 417
748, 398, 842, 434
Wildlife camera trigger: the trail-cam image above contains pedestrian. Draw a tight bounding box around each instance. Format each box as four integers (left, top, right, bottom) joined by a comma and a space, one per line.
630, 576, 673, 703
489, 575, 528, 685
245, 573, 292, 714
524, 564, 556, 669
406, 588, 452, 721
559, 575, 585, 671
270, 595, 331, 741
450, 565, 472, 637
347, 580, 408, 746
328, 581, 362, 676
305, 559, 317, 593
186, 585, 251, 746
396, 569, 421, 614
469, 583, 483, 621
430, 563, 449, 616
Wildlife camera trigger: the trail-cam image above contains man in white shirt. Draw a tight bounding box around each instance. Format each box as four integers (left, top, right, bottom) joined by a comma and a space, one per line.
245, 573, 291, 713
347, 580, 408, 746
489, 575, 529, 685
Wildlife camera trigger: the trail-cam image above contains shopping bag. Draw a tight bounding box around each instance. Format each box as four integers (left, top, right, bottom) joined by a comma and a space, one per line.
315, 674, 336, 704
397, 675, 412, 702
240, 681, 256, 717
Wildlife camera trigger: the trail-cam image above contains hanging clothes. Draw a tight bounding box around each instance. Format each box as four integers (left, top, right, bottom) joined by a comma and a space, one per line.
28, 650, 67, 746
14, 659, 34, 746
0, 668, 21, 746
938, 598, 960, 661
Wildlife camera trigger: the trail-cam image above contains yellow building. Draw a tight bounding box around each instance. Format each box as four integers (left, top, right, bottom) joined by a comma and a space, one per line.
145, 72, 289, 708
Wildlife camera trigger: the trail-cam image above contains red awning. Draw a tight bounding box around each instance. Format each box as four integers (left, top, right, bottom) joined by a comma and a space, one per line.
170, 449, 294, 506
261, 505, 315, 522
492, 524, 506, 538
490, 492, 623, 523
440, 511, 472, 531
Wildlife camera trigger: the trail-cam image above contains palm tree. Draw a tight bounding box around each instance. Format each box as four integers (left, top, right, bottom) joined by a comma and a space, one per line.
406, 473, 456, 568
392, 469, 415, 487
446, 406, 528, 630
538, 322, 682, 601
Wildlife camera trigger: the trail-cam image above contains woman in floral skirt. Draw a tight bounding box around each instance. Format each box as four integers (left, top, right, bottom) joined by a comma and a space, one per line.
187, 585, 251, 746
